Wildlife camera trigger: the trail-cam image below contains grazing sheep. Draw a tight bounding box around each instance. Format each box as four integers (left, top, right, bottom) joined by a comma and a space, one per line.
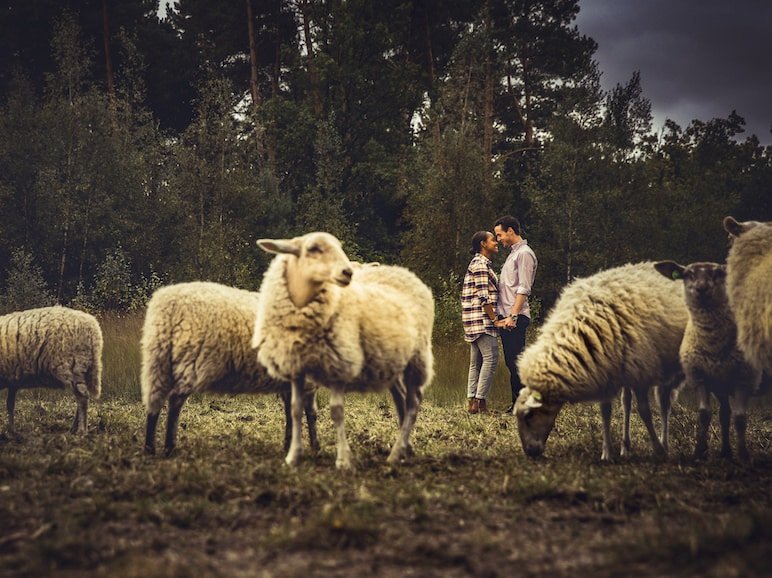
655, 261, 761, 462
0, 306, 102, 436
141, 282, 318, 457
514, 262, 688, 461
252, 232, 434, 469
723, 217, 772, 376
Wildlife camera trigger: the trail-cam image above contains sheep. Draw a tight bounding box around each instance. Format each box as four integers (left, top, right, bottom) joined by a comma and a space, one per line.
141, 281, 318, 457
0, 306, 102, 436
251, 232, 434, 469
722, 216, 772, 377
654, 261, 761, 462
513, 262, 688, 461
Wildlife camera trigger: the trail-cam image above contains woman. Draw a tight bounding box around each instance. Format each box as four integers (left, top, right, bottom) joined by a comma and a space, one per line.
461, 231, 502, 413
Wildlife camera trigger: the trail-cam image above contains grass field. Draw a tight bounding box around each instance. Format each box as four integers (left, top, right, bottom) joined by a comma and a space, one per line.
0, 312, 770, 577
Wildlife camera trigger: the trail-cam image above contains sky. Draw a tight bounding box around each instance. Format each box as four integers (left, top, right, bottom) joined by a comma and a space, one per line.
575, 0, 772, 145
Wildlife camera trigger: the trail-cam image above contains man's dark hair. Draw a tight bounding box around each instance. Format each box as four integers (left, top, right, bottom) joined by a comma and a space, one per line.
494, 215, 522, 236
470, 231, 491, 256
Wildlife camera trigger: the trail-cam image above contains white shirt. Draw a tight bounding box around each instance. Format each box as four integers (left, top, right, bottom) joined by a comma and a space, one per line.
496, 239, 537, 319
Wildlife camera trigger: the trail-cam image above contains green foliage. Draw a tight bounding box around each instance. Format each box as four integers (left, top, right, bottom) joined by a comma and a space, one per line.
0, 0, 770, 318
0, 248, 54, 313
432, 271, 463, 343
92, 246, 132, 311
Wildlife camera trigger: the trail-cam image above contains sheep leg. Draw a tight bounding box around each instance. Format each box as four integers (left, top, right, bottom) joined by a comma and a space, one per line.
633, 388, 667, 458
389, 384, 415, 457
280, 388, 292, 453
388, 383, 419, 464
694, 386, 711, 460
329, 387, 352, 470
163, 393, 188, 457
620, 387, 632, 458
284, 376, 305, 467
304, 390, 320, 453
282, 388, 320, 454
656, 376, 679, 454
717, 393, 732, 460
144, 411, 160, 455
5, 387, 17, 437
70, 383, 89, 434
600, 400, 613, 462
731, 388, 750, 463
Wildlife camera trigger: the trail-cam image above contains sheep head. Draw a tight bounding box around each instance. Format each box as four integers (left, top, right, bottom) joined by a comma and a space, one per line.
723, 216, 762, 240
258, 232, 354, 308
514, 387, 563, 458
654, 260, 728, 311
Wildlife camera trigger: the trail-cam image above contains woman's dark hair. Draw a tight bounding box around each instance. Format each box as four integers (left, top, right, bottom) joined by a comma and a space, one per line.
470, 231, 492, 255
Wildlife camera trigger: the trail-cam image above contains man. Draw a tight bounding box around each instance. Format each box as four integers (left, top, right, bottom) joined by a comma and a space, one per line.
493, 215, 538, 414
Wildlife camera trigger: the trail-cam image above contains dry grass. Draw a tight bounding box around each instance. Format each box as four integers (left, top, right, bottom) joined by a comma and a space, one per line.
0, 315, 770, 577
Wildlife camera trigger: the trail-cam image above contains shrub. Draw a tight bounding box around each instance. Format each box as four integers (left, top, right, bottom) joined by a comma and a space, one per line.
0, 248, 55, 313
433, 271, 462, 343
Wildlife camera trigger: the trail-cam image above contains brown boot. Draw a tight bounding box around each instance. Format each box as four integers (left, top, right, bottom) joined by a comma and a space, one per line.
477, 399, 488, 413
468, 397, 479, 414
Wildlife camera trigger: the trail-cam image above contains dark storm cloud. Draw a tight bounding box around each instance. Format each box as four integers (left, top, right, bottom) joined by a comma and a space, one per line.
575, 0, 772, 144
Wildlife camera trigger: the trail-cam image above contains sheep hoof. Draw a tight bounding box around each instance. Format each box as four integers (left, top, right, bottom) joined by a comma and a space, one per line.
163, 446, 176, 458
335, 458, 354, 470
143, 444, 156, 456
285, 454, 300, 467
693, 448, 708, 461
1, 431, 23, 443
387, 448, 406, 464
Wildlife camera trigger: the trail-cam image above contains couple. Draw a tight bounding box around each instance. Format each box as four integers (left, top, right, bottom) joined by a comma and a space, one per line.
462, 215, 537, 414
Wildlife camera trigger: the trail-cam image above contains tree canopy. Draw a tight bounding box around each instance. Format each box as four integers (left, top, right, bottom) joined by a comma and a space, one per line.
0, 0, 769, 323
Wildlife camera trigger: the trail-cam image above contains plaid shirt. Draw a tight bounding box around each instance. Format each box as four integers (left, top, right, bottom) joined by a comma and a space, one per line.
461, 253, 499, 342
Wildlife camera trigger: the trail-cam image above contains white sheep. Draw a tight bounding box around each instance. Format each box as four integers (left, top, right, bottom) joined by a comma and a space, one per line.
655, 261, 761, 462
723, 216, 772, 376
251, 232, 435, 469
141, 281, 318, 457
513, 262, 688, 461
0, 306, 102, 436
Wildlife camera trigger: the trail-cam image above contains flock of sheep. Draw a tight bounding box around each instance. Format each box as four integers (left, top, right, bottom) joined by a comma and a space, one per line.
0, 217, 769, 467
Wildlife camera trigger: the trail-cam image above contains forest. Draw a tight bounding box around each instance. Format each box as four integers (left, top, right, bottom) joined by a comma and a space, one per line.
0, 0, 770, 326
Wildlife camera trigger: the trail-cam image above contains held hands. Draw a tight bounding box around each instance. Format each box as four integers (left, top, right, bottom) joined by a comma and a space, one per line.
494, 317, 516, 330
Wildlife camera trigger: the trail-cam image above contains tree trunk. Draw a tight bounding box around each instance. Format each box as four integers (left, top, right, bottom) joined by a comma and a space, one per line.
101, 0, 115, 98
57, 223, 68, 302
422, 2, 440, 143
507, 69, 534, 148
299, 1, 323, 118
246, 0, 267, 166
482, 0, 493, 163
78, 206, 90, 286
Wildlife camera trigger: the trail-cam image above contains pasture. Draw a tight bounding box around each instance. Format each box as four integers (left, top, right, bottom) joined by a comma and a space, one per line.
0, 313, 770, 577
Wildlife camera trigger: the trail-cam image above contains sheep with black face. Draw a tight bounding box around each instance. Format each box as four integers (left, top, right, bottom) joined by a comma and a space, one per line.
655, 261, 761, 462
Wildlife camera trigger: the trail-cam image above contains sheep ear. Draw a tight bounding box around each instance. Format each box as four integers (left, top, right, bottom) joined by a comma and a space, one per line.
524, 391, 543, 409
723, 216, 742, 237
257, 238, 301, 256
654, 261, 684, 281
723, 216, 759, 238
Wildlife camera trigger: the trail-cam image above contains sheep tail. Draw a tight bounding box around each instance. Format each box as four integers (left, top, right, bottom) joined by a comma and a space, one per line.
87, 327, 104, 399
140, 314, 174, 415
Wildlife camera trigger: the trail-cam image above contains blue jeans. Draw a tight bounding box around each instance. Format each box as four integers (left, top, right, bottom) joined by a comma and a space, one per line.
467, 333, 499, 399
